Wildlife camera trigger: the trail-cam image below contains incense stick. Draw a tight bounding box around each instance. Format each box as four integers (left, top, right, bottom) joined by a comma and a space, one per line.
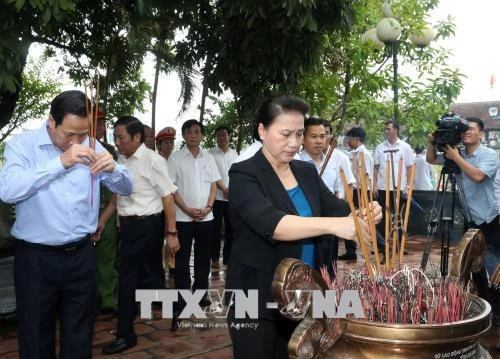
385, 160, 390, 271
359, 152, 381, 272
340, 169, 374, 277
319, 136, 336, 177
399, 164, 416, 265
83, 78, 100, 208
391, 158, 404, 268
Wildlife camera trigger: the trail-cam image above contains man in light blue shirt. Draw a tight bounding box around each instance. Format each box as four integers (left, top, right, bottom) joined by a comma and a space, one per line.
0, 90, 133, 359
427, 116, 498, 322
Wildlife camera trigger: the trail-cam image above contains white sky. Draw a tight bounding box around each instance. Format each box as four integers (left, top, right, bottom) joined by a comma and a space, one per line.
431, 0, 500, 102
21, 0, 500, 136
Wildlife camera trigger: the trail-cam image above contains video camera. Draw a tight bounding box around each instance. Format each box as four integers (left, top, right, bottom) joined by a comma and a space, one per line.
433, 112, 469, 151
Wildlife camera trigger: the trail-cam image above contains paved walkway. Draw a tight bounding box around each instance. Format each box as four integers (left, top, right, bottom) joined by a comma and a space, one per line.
0, 237, 498, 358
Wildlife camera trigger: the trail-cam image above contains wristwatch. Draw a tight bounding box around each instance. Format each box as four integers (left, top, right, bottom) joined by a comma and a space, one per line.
166, 229, 178, 236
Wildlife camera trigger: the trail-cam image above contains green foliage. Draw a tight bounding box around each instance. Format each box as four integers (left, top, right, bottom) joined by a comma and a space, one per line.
1, 0, 76, 93
201, 96, 248, 151
0, 0, 464, 153
105, 67, 151, 118
205, 0, 354, 113
286, 0, 464, 148
0, 53, 61, 143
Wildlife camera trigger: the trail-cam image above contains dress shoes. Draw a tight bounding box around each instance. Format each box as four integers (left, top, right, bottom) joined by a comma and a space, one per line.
102, 338, 136, 355
338, 253, 357, 261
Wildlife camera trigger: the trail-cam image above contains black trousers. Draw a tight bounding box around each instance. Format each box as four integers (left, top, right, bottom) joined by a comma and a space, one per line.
14, 237, 96, 359
174, 220, 212, 313
140, 213, 166, 290
211, 200, 233, 264
228, 308, 297, 359
117, 214, 163, 343
376, 190, 403, 249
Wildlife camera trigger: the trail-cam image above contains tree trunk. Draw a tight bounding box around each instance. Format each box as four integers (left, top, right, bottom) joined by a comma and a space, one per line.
198, 55, 212, 124
152, 50, 161, 134
340, 60, 351, 122
235, 97, 246, 153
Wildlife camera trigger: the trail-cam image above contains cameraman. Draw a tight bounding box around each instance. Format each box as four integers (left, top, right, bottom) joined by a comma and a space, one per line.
426, 117, 498, 305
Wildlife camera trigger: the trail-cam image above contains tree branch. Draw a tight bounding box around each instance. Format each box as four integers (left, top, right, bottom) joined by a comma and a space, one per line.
27, 35, 76, 52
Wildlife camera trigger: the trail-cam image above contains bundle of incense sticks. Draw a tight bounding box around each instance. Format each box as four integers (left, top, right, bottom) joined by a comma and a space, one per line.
341, 151, 416, 274
320, 265, 470, 324
339, 167, 374, 277
83, 79, 100, 207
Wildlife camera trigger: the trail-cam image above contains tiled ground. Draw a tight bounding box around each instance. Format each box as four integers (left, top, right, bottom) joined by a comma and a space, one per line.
0, 236, 498, 358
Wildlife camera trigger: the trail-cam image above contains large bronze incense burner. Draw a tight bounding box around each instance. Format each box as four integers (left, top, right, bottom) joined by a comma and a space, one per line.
271, 230, 491, 359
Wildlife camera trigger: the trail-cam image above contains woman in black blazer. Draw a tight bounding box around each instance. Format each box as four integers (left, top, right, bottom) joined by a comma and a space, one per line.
226, 95, 381, 359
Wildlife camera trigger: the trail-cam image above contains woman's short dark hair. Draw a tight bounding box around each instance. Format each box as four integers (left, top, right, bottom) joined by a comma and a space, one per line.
252, 95, 309, 141
50, 90, 89, 126
114, 115, 145, 142
182, 119, 205, 135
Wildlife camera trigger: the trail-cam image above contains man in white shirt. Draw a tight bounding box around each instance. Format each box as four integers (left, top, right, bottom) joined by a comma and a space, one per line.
373, 120, 414, 253
156, 126, 176, 161
209, 126, 238, 268
341, 126, 374, 260
298, 117, 342, 268
99, 116, 179, 354
298, 117, 340, 196
168, 119, 221, 330
413, 147, 433, 190
143, 124, 155, 150
322, 119, 355, 199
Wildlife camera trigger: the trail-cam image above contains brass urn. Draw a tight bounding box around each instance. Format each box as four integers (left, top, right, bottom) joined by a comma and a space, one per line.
272, 256, 491, 359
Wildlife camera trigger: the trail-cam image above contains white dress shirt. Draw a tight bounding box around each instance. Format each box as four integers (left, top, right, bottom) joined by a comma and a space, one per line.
209, 146, 238, 201
117, 143, 177, 216
413, 153, 433, 190
298, 151, 341, 194
330, 149, 355, 199
373, 138, 414, 190
351, 144, 373, 189
168, 146, 221, 222
234, 141, 261, 163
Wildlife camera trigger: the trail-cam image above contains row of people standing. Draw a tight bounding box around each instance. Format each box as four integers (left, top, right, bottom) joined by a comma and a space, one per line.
98, 119, 239, 351
296, 118, 415, 261
0, 88, 238, 357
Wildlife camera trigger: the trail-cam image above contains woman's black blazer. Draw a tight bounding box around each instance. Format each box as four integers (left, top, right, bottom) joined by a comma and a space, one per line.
227, 149, 349, 319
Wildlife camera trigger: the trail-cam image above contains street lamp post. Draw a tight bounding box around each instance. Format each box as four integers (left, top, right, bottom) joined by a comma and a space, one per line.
362, 3, 434, 122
